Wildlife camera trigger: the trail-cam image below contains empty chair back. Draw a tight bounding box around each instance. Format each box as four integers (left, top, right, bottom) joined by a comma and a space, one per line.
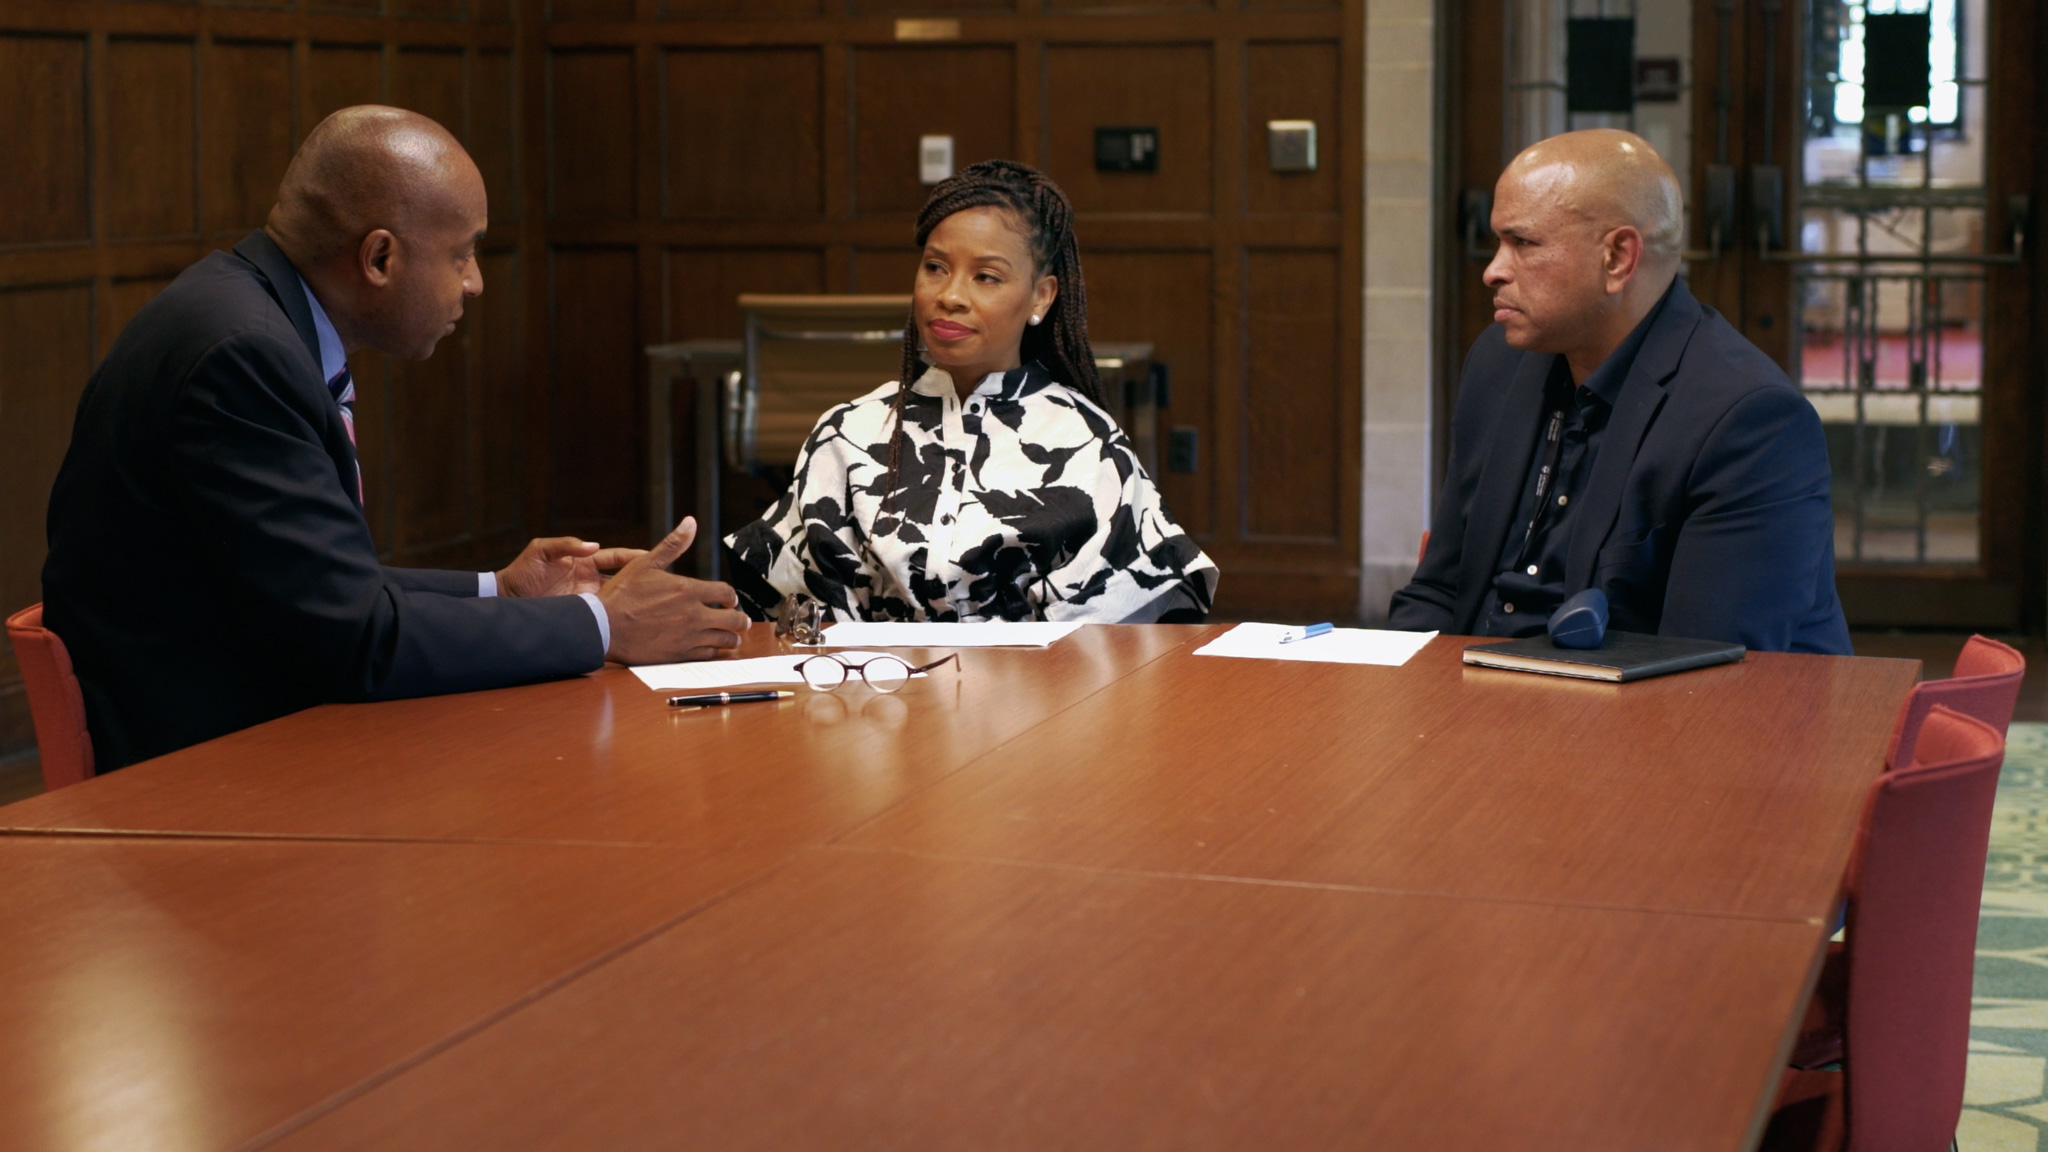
1843, 704, 2005, 1152
1884, 633, 2023, 768
734, 295, 911, 473
4, 604, 95, 790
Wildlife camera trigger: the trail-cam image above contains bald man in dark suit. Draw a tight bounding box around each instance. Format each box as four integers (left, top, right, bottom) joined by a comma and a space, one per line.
1389, 130, 1849, 654
44, 106, 747, 771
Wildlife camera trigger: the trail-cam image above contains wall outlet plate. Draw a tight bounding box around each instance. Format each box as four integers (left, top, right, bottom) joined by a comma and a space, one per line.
919, 135, 954, 185
1266, 120, 1317, 173
1168, 426, 1199, 474
1094, 127, 1158, 172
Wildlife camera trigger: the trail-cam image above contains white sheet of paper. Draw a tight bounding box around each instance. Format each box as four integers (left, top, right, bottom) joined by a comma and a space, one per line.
1192, 623, 1438, 667
816, 621, 1085, 649
629, 651, 905, 692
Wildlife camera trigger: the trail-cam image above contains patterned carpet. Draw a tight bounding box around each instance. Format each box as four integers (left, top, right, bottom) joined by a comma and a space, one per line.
1964, 722, 2048, 1148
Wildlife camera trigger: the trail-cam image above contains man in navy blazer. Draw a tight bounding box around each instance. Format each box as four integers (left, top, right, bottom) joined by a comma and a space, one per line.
1388, 130, 1850, 654
43, 107, 748, 771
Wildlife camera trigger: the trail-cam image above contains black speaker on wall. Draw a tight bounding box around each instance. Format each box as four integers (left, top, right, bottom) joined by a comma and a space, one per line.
1863, 12, 1932, 111
1566, 18, 1636, 114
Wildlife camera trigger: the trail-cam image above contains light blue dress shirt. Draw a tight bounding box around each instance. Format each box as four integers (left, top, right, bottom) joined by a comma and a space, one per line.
297, 274, 610, 654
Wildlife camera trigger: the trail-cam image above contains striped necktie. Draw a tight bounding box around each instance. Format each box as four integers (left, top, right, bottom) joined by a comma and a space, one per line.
327, 366, 364, 503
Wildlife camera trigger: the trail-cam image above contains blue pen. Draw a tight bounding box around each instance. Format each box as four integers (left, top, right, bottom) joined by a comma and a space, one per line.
1278, 622, 1334, 644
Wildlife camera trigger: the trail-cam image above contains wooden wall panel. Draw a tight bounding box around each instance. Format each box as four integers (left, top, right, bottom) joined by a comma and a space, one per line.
852, 247, 918, 294
392, 329, 474, 553
203, 41, 297, 236
1049, 0, 1201, 8
0, 284, 94, 624
551, 0, 637, 23
321, 0, 385, 12
549, 50, 637, 221
1083, 249, 1215, 537
393, 48, 466, 142
397, 0, 469, 17
472, 50, 519, 223
476, 251, 524, 538
1044, 44, 1213, 215
106, 38, 198, 241
858, 0, 1008, 12
665, 248, 827, 340
0, 34, 91, 248
663, 49, 823, 219
1245, 41, 1340, 215
1244, 249, 1341, 540
852, 47, 1015, 217
549, 248, 641, 532
307, 44, 384, 129
665, 0, 822, 16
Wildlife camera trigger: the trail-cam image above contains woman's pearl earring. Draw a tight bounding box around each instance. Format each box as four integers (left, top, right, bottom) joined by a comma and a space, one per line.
1028, 314, 1042, 326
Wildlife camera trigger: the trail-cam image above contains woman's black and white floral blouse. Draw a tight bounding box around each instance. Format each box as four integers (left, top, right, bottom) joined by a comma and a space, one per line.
727, 362, 1217, 623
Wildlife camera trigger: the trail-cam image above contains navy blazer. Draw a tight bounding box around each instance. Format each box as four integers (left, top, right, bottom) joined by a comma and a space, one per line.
1388, 278, 1851, 654
43, 231, 605, 771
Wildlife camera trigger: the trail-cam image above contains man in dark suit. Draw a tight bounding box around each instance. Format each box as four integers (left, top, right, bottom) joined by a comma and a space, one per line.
1388, 129, 1850, 654
43, 106, 748, 771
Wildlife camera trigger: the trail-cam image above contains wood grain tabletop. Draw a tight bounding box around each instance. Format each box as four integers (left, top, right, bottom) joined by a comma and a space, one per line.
838, 636, 1920, 922
0, 835, 768, 1151
0, 624, 1921, 1151
0, 624, 1208, 846
260, 846, 1822, 1152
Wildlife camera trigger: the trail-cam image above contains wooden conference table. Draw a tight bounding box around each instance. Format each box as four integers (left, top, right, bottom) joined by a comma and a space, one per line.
0, 624, 1916, 1151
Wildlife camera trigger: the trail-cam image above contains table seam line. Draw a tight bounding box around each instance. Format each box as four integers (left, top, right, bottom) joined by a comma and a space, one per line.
0, 825, 679, 848
231, 848, 815, 1152
819, 843, 1830, 927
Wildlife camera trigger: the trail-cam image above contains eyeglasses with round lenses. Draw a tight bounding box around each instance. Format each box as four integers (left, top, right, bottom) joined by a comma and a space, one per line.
797, 652, 960, 694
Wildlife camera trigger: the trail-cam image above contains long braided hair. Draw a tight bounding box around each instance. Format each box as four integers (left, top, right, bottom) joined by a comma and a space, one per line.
883, 161, 1098, 504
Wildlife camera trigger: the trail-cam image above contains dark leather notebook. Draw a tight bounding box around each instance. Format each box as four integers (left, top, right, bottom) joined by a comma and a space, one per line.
1460, 631, 1746, 682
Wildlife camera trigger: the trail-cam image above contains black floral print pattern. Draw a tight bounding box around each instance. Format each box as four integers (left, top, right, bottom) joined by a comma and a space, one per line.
727, 363, 1218, 623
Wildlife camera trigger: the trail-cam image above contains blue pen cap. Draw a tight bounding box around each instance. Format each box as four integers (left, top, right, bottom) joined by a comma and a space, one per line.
1547, 588, 1608, 650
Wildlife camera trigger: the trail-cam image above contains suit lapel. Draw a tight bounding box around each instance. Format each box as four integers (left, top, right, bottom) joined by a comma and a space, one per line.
1455, 349, 1552, 629
231, 229, 364, 510
232, 230, 323, 372
1562, 280, 1702, 589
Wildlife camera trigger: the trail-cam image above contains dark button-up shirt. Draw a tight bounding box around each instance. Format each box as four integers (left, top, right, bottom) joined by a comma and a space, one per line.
1477, 292, 1670, 637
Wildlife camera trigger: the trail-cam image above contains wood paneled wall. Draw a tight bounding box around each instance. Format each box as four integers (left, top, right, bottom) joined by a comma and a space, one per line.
0, 0, 1363, 756
537, 2, 1365, 620
0, 1, 525, 755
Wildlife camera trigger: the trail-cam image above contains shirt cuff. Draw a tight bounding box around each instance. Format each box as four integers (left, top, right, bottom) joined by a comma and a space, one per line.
578, 592, 611, 659
477, 571, 498, 598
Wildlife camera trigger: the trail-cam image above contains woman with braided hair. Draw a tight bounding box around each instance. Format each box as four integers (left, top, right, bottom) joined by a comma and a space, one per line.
726, 159, 1217, 623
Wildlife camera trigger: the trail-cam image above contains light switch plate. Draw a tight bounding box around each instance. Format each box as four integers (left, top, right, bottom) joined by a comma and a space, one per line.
919, 135, 954, 185
1267, 120, 1317, 173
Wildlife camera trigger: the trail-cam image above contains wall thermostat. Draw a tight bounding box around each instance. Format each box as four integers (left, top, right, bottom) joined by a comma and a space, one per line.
1267, 120, 1317, 173
919, 135, 955, 185
1094, 127, 1158, 172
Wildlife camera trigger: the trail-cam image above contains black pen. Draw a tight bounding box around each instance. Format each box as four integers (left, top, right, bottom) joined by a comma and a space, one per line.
667, 690, 795, 709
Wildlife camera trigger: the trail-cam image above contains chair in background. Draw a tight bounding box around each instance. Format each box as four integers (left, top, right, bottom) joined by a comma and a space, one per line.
4, 604, 95, 790
1763, 704, 2008, 1152
1885, 633, 2024, 768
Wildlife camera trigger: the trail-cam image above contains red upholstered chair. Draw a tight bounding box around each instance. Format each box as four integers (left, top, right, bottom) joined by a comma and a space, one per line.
1763, 704, 2008, 1152
1884, 634, 2024, 768
1417, 531, 1430, 566
4, 604, 95, 790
